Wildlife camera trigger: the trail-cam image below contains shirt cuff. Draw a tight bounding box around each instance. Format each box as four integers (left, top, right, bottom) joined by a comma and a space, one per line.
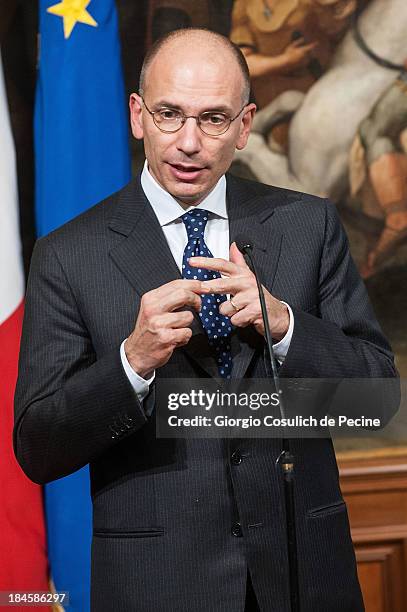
120, 340, 155, 402
272, 302, 294, 363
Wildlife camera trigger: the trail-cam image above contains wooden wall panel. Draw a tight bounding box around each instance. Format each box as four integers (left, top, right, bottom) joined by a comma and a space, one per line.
338, 447, 407, 612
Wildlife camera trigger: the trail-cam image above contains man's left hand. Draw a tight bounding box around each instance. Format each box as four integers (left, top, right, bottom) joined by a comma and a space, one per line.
189, 242, 289, 341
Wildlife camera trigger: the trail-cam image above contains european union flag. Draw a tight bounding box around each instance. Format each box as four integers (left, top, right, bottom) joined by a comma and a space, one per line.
34, 1, 131, 610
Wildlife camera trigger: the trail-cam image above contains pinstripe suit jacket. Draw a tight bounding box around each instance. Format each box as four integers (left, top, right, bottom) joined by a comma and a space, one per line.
14, 173, 396, 611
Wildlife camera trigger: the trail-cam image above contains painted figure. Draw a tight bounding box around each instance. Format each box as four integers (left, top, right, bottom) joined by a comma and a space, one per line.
351, 60, 407, 277
230, 0, 357, 149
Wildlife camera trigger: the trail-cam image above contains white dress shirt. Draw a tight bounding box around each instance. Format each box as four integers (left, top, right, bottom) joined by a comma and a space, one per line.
120, 161, 294, 402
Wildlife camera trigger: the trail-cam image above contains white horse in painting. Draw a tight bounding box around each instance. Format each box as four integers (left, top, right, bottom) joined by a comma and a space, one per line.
234, 0, 407, 201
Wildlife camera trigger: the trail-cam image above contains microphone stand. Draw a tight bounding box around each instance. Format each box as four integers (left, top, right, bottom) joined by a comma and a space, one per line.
237, 239, 300, 612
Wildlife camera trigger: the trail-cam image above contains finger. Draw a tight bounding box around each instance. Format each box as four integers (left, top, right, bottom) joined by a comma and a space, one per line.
153, 279, 203, 300
164, 279, 203, 293
229, 309, 255, 328
188, 256, 237, 276
229, 299, 259, 327
229, 242, 249, 269
291, 37, 305, 47
152, 311, 194, 330
170, 327, 193, 347
160, 288, 202, 313
200, 277, 249, 295
163, 278, 203, 293
149, 280, 203, 307
217, 303, 254, 329
220, 300, 245, 318
303, 42, 318, 52
219, 290, 256, 317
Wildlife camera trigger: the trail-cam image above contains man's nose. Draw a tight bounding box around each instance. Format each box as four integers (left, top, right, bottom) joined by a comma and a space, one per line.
175, 117, 202, 155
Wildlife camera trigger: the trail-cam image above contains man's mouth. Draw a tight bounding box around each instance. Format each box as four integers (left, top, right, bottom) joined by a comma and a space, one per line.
168, 163, 206, 182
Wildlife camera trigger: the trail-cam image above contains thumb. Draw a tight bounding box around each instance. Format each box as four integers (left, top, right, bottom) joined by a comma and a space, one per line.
229, 241, 248, 268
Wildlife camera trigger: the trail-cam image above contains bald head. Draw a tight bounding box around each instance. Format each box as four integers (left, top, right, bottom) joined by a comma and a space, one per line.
139, 28, 251, 105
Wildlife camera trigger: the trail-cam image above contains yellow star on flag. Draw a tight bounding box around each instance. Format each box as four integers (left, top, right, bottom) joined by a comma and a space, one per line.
47, 0, 98, 39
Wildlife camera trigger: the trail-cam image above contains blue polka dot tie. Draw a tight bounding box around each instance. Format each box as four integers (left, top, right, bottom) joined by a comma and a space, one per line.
181, 209, 233, 378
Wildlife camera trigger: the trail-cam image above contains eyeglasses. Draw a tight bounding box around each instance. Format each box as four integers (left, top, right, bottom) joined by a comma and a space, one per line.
141, 97, 247, 136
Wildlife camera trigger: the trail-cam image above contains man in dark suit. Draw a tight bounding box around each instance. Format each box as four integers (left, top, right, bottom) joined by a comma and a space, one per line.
14, 28, 396, 611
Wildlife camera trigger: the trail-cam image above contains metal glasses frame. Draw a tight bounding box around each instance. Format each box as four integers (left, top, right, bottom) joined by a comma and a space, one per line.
141, 97, 247, 136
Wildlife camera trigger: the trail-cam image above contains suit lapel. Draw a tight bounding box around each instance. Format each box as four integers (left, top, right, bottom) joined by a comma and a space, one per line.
108, 178, 181, 294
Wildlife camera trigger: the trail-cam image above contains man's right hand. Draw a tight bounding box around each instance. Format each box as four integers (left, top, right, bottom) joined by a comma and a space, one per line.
124, 279, 202, 379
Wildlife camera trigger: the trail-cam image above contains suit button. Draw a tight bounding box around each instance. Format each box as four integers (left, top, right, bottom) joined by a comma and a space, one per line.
231, 522, 243, 537
231, 450, 242, 465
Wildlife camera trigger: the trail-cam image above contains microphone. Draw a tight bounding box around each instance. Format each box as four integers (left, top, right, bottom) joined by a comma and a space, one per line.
235, 234, 300, 612
234, 235, 253, 253
235, 235, 254, 271
234, 234, 285, 417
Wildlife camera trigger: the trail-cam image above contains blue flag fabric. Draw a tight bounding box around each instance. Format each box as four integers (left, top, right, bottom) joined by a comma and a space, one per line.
35, 0, 131, 235
34, 1, 131, 610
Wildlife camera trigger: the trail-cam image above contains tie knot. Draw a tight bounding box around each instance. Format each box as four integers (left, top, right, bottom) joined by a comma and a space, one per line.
181, 209, 210, 240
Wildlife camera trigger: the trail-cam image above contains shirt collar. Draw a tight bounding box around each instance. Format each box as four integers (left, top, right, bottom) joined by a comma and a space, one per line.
140, 160, 227, 226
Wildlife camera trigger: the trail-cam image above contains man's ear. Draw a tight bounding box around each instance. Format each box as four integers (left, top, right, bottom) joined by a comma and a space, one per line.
129, 93, 144, 140
236, 102, 256, 151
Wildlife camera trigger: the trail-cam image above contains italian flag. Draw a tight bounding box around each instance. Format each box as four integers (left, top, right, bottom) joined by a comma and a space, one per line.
0, 50, 49, 604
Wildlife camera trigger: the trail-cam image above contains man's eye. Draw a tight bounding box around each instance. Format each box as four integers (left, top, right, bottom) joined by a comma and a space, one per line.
202, 113, 227, 125
159, 109, 179, 120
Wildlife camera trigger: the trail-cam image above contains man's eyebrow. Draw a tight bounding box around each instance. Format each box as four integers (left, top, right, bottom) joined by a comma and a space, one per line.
152, 100, 233, 114
152, 100, 182, 110
201, 105, 233, 114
